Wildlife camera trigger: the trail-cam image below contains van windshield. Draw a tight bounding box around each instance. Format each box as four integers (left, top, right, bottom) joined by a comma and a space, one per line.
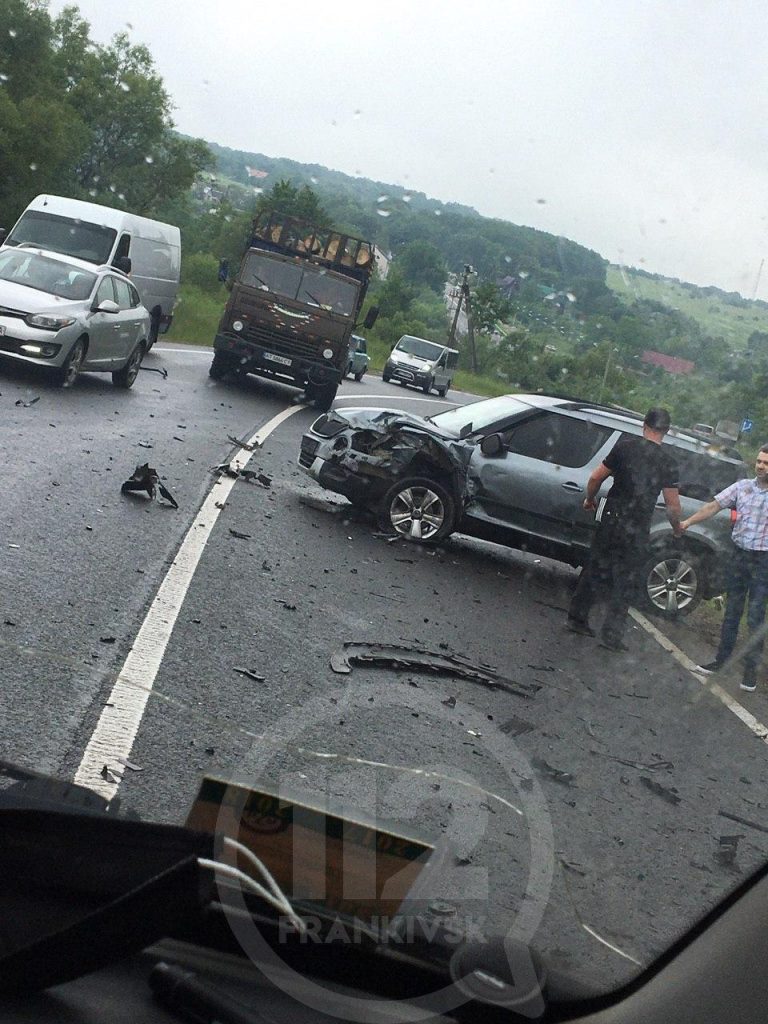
395, 336, 444, 360
6, 211, 117, 265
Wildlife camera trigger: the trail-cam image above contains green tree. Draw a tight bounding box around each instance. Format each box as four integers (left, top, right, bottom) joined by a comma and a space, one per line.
255, 179, 330, 224
396, 240, 446, 292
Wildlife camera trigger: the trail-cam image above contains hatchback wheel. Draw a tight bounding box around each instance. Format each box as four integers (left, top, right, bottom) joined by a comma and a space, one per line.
378, 476, 455, 544
640, 547, 704, 618
112, 342, 145, 388
55, 338, 86, 388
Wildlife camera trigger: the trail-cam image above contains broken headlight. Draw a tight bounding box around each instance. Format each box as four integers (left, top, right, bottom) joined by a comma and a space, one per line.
311, 414, 350, 438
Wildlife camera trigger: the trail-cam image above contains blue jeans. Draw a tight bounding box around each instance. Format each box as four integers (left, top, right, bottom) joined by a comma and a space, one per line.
716, 546, 768, 682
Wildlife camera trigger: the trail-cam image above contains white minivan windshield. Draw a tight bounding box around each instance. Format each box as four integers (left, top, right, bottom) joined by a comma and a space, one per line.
6, 211, 116, 264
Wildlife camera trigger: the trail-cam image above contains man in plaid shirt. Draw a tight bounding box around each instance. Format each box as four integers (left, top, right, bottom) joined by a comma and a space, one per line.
681, 445, 768, 691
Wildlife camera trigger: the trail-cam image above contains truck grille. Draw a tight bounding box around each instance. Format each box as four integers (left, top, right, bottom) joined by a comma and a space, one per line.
242, 322, 324, 362
299, 436, 320, 468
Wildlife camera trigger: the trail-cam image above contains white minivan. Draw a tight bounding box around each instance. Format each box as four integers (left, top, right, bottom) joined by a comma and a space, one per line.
0, 195, 180, 348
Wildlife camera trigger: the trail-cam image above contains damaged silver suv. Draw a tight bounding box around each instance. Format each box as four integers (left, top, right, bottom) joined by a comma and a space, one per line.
298, 393, 746, 618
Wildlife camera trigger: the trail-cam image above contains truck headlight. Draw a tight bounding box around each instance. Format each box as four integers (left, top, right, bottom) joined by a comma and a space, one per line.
323, 348, 333, 360
232, 320, 244, 332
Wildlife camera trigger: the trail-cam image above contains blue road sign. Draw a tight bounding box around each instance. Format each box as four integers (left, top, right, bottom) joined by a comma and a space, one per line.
742, 418, 754, 433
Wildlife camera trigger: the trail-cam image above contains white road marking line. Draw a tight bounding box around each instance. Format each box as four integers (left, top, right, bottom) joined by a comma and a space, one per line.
74, 406, 303, 799
630, 608, 768, 741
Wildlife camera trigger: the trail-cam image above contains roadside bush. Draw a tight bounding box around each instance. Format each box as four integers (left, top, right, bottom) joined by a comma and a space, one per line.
181, 252, 223, 294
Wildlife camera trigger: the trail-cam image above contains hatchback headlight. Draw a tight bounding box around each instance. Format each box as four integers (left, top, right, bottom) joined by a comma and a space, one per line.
25, 313, 76, 330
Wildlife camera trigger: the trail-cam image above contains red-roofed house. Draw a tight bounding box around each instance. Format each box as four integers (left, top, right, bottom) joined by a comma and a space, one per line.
641, 350, 695, 375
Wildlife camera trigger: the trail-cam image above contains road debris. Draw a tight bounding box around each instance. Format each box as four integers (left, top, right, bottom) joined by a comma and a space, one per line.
117, 758, 143, 772
121, 464, 179, 508
715, 834, 743, 866
137, 441, 153, 449
532, 756, 574, 786
240, 468, 272, 488
300, 495, 345, 514
328, 642, 539, 698
228, 528, 251, 540
100, 765, 122, 784
275, 600, 297, 611
233, 666, 266, 683
99, 636, 116, 644
591, 750, 674, 772
227, 434, 260, 452
441, 696, 457, 708
639, 776, 681, 805
559, 857, 588, 876
139, 365, 168, 378
499, 715, 535, 737
718, 809, 768, 835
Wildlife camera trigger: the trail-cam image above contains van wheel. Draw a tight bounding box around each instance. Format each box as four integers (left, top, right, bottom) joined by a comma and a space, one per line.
639, 546, 705, 618
437, 384, 448, 398
382, 370, 391, 383
378, 476, 455, 544
422, 376, 433, 395
354, 368, 365, 381
147, 309, 161, 350
112, 342, 145, 388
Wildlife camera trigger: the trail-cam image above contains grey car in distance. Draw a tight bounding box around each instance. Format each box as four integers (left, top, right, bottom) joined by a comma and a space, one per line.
0, 247, 150, 388
299, 393, 746, 618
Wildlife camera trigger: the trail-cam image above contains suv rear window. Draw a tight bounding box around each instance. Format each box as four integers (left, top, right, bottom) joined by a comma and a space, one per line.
668, 445, 746, 501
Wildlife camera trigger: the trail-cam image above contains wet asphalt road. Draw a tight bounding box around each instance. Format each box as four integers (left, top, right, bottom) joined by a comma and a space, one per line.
2, 343, 768, 995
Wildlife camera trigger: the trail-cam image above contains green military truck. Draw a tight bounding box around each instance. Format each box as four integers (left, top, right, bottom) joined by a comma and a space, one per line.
209, 211, 378, 409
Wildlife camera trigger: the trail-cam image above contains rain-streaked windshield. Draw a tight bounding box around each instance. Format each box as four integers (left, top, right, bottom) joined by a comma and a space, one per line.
4, 1, 768, 1015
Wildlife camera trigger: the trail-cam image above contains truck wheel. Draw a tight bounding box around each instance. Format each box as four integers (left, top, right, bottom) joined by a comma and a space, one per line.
209, 351, 238, 380
422, 376, 433, 395
377, 476, 455, 544
639, 545, 705, 618
354, 368, 366, 381
310, 382, 337, 411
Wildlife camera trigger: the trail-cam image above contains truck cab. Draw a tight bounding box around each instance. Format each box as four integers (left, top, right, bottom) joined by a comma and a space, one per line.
209, 212, 377, 410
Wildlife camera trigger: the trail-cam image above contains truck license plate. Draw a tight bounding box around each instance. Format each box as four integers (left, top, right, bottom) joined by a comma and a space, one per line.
264, 352, 292, 366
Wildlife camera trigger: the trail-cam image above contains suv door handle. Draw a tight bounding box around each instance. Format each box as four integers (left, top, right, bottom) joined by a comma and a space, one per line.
561, 482, 582, 492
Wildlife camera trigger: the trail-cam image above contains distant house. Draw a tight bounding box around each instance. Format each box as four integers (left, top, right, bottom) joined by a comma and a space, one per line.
641, 350, 695, 375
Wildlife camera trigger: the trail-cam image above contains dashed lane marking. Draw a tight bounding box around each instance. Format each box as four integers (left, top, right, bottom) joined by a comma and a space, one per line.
74, 405, 303, 798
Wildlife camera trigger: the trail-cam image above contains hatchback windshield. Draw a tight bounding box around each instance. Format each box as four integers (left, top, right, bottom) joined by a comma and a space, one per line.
430, 395, 532, 434
0, 249, 96, 300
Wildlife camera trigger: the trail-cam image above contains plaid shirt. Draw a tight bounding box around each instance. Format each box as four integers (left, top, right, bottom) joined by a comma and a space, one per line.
715, 478, 768, 552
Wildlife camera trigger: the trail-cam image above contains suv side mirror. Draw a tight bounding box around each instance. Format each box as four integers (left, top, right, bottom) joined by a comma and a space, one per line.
363, 305, 379, 329
480, 433, 505, 457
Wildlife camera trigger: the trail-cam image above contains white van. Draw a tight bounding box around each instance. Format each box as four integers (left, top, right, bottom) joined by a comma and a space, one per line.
382, 335, 459, 396
0, 195, 180, 348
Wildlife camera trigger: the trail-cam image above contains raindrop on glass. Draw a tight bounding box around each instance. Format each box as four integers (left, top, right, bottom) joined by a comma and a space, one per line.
9, 29, 18, 38
310, 176, 318, 184
402, 195, 411, 203
29, 163, 37, 171
109, 184, 116, 192
253, 187, 263, 194
125, 22, 133, 29
0, 73, 9, 82
119, 81, 130, 92
377, 195, 389, 203
89, 189, 97, 197
536, 198, 546, 204
118, 193, 126, 201
144, 155, 154, 164
434, 210, 442, 216
377, 209, 391, 218
353, 109, 362, 118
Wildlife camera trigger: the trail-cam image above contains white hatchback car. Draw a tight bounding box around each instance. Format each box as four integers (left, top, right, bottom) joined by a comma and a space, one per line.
0, 247, 150, 388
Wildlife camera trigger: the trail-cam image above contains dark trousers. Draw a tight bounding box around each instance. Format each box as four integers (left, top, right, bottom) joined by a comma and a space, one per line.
715, 546, 768, 682
569, 518, 644, 643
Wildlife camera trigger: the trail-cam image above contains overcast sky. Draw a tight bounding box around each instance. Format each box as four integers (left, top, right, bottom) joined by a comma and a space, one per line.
48, 0, 768, 299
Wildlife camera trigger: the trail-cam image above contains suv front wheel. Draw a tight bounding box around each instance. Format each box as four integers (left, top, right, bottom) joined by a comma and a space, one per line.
639, 545, 705, 618
378, 476, 455, 544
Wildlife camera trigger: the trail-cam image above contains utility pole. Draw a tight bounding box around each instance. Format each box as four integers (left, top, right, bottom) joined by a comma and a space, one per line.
598, 345, 616, 404
448, 264, 478, 373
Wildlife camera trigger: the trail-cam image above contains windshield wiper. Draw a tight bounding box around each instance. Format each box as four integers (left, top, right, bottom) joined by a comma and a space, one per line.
249, 272, 270, 290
